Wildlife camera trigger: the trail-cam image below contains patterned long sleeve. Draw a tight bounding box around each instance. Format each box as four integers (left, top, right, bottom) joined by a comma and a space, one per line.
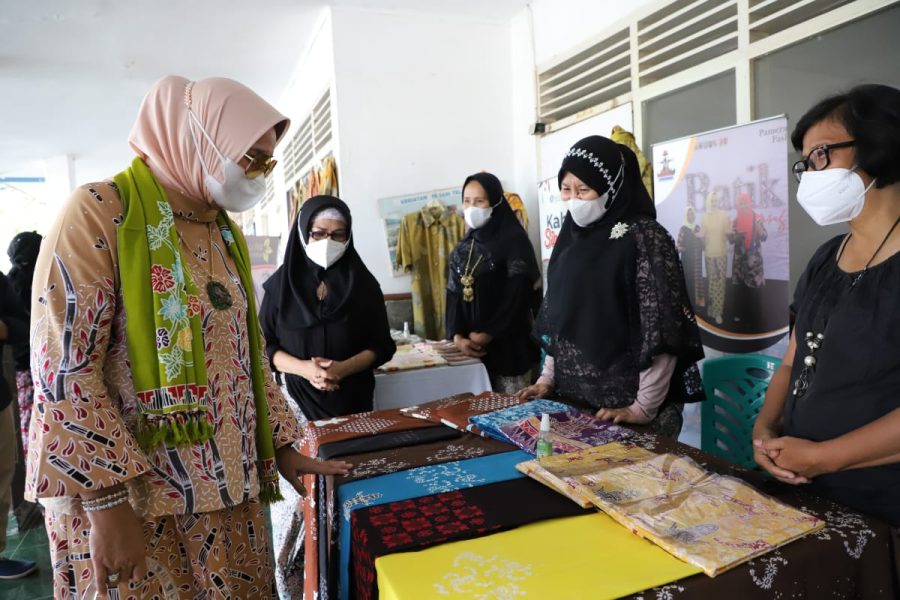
29, 181, 307, 517
261, 345, 302, 448
28, 185, 152, 500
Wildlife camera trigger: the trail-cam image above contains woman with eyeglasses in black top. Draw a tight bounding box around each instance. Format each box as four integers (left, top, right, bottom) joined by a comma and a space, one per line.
753, 84, 900, 530
260, 196, 396, 419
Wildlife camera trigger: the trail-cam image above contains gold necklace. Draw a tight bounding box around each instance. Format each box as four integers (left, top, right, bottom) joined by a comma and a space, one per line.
459, 240, 483, 302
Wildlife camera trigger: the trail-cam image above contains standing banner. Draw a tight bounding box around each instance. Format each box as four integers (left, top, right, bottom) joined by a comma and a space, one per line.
652, 116, 790, 354
537, 178, 566, 289
378, 186, 461, 277
244, 235, 281, 304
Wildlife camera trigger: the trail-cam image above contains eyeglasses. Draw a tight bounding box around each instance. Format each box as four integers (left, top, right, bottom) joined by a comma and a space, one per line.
791, 141, 855, 183
243, 151, 277, 179
309, 229, 349, 243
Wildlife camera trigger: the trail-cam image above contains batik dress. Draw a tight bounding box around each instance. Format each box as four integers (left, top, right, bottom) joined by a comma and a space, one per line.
27, 182, 301, 599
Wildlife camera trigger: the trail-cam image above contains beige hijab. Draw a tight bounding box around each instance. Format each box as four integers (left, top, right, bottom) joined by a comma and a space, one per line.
129, 75, 290, 204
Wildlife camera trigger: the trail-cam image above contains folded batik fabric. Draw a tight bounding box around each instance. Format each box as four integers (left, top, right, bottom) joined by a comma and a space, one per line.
335, 450, 531, 599
499, 410, 632, 455
377, 345, 447, 372
517, 442, 825, 576
298, 406, 449, 600
400, 391, 523, 436
467, 399, 573, 442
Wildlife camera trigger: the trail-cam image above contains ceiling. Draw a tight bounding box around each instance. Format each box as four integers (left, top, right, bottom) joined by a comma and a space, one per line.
0, 0, 529, 183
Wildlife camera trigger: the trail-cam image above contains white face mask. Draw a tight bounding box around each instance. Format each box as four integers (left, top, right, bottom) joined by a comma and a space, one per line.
299, 229, 350, 269
796, 167, 876, 226
464, 205, 493, 229
188, 110, 266, 212
568, 194, 609, 227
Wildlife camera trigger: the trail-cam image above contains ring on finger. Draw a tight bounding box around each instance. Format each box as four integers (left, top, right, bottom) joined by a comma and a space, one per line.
107, 571, 121, 586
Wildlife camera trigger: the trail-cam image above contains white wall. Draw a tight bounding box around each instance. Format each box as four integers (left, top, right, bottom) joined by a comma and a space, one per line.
537, 103, 634, 181
330, 7, 515, 294
530, 0, 662, 67
259, 8, 336, 253
508, 9, 542, 265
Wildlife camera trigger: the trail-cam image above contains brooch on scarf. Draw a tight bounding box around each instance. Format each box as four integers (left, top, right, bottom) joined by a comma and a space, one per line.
610, 222, 630, 239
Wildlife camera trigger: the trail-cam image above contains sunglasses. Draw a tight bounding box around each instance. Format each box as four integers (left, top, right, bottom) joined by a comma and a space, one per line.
243, 151, 277, 179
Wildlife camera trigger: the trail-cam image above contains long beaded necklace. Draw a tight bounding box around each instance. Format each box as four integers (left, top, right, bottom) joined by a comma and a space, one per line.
460, 240, 483, 302
792, 215, 900, 398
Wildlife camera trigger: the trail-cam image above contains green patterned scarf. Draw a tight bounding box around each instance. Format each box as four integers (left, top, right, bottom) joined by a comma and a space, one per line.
114, 157, 281, 502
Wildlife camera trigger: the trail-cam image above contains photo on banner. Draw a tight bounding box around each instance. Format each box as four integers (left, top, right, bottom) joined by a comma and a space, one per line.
652, 116, 790, 354
378, 186, 461, 276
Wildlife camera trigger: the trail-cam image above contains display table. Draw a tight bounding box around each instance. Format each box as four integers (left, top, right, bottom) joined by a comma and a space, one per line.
373, 362, 492, 410
296, 399, 898, 600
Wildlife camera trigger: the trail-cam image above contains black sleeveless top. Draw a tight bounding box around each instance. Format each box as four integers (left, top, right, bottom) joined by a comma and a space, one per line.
784, 235, 900, 526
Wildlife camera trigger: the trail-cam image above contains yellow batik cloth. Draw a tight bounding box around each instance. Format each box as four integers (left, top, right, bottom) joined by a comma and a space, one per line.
376, 513, 701, 600
517, 442, 825, 576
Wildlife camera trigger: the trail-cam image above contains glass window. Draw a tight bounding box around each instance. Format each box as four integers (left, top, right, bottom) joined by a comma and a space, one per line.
642, 70, 736, 151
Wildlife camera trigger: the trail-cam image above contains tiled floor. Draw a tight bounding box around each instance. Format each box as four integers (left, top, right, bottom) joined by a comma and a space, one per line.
1, 517, 54, 599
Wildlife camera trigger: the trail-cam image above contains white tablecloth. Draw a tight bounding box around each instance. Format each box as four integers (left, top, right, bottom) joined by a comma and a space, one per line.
373, 362, 492, 410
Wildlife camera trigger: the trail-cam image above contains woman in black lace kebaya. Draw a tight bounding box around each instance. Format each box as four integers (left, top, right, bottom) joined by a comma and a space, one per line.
517, 136, 705, 437
446, 172, 540, 393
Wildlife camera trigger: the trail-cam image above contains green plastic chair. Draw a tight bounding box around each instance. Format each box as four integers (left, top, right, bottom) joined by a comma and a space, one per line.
701, 354, 781, 469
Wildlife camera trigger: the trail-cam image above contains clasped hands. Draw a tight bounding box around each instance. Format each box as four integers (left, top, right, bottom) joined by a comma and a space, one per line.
302, 357, 349, 391
453, 332, 493, 358
752, 431, 830, 484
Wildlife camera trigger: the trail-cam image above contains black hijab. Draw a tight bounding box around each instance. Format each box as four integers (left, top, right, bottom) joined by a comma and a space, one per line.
7, 231, 42, 308
265, 195, 381, 329
539, 136, 658, 366
459, 172, 539, 280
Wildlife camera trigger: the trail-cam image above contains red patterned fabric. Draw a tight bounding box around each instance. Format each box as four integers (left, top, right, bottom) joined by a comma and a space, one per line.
298, 404, 454, 600
349, 478, 589, 600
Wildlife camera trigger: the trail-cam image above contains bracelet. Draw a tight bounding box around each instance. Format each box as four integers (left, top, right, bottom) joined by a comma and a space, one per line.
82, 488, 129, 512
83, 494, 129, 513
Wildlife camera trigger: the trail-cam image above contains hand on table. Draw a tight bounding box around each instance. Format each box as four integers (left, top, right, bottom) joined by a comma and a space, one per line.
275, 445, 352, 497
595, 404, 652, 425
515, 382, 552, 401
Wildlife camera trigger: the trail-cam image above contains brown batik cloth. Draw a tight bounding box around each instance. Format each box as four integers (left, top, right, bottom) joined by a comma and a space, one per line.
399, 391, 525, 436
297, 401, 469, 600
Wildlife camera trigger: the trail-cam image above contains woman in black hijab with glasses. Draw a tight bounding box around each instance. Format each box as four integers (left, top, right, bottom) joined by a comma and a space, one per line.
446, 172, 540, 393
517, 136, 704, 437
260, 195, 395, 420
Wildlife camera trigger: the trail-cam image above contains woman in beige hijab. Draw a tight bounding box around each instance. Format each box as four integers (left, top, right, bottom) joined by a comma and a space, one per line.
27, 75, 349, 599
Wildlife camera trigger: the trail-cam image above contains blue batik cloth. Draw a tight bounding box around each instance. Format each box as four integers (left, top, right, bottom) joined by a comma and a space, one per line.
335, 449, 531, 599
468, 399, 574, 443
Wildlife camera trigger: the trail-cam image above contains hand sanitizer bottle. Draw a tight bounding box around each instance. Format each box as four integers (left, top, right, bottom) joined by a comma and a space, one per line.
535, 413, 553, 458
